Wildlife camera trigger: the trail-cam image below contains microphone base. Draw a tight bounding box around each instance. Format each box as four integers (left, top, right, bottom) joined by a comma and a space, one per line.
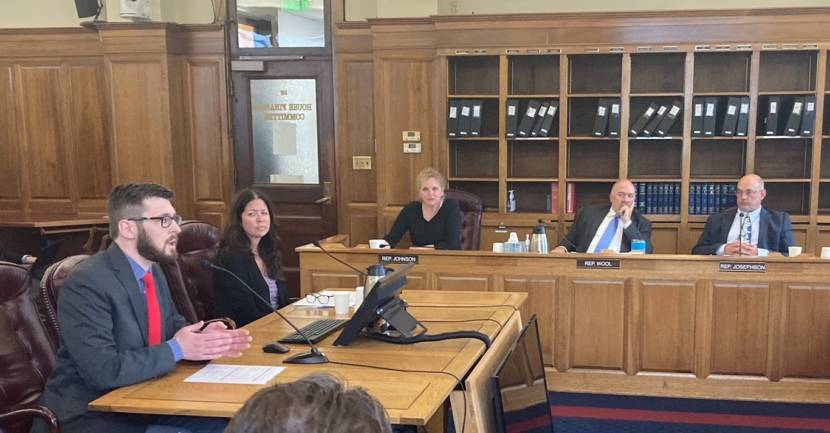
283, 350, 329, 364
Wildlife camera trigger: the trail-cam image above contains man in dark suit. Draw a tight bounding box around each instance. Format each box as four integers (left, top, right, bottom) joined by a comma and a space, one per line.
693, 174, 793, 256
552, 179, 653, 254
37, 183, 252, 433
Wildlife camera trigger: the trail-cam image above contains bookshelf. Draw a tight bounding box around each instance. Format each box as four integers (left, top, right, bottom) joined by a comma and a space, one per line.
443, 44, 829, 252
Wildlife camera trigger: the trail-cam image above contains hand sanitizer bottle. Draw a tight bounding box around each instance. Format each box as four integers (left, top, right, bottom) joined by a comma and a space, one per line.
507, 190, 516, 213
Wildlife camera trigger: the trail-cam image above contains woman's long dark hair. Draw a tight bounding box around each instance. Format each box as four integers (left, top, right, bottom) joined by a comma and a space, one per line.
219, 188, 285, 281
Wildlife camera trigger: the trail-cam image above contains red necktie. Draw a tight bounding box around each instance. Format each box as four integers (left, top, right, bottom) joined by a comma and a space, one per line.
142, 271, 162, 346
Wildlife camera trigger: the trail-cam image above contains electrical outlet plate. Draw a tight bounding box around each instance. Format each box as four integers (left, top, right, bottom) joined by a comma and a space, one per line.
352, 156, 372, 170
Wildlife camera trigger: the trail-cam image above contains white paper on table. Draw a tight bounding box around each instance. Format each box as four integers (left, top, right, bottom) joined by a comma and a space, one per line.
184, 364, 284, 385
292, 290, 356, 308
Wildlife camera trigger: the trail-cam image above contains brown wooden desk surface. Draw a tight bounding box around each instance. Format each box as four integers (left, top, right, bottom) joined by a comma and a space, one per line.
0, 215, 108, 229
89, 290, 527, 425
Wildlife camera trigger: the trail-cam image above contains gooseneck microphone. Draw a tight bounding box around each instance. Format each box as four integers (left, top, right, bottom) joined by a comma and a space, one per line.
205, 261, 329, 364
312, 240, 369, 283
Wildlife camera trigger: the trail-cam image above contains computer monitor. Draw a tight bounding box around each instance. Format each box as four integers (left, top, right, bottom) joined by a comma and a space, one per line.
491, 315, 554, 433
333, 263, 419, 346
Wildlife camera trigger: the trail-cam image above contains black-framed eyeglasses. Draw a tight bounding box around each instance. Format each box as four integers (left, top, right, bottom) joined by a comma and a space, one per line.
127, 215, 183, 228
305, 293, 331, 304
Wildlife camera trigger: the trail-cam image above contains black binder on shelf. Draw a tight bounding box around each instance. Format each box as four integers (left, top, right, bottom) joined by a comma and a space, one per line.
448, 99, 460, 137
608, 99, 621, 137
642, 104, 667, 136
592, 98, 610, 137
720, 96, 740, 136
784, 97, 804, 136
630, 103, 658, 137
506, 99, 519, 138
539, 100, 559, 137
470, 100, 483, 136
655, 100, 682, 136
764, 96, 781, 135
530, 102, 550, 137
692, 97, 705, 137
458, 100, 471, 136
800, 95, 817, 136
703, 97, 718, 137
517, 99, 541, 137
735, 96, 750, 136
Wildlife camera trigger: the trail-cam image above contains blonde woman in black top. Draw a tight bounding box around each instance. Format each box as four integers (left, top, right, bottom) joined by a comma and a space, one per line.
384, 168, 462, 250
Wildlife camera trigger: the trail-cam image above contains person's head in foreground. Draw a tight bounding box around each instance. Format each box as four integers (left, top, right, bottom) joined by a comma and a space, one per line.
224, 373, 393, 433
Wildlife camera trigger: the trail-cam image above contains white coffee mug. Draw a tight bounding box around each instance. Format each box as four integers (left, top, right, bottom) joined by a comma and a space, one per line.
369, 239, 390, 249
354, 286, 364, 309
333, 291, 351, 315
821, 247, 830, 259
788, 246, 802, 257
492, 242, 504, 253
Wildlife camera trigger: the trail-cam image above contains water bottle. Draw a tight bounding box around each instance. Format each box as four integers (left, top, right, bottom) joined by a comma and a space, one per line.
529, 223, 549, 254
507, 190, 516, 213
365, 264, 391, 295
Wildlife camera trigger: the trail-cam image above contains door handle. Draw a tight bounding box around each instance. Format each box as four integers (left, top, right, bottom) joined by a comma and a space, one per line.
315, 196, 331, 204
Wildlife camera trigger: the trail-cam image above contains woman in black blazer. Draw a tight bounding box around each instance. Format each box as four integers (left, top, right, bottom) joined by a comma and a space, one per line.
213, 189, 288, 327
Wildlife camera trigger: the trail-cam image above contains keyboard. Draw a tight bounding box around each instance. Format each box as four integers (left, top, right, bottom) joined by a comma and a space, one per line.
278, 319, 348, 344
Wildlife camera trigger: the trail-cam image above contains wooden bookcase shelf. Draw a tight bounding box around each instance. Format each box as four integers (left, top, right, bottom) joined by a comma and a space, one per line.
433, 20, 830, 252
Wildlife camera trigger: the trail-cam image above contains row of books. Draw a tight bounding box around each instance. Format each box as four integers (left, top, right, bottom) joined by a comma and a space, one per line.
507, 99, 559, 138
634, 182, 681, 215
630, 101, 682, 137
447, 100, 483, 137
591, 98, 621, 137
760, 96, 817, 137
689, 183, 738, 215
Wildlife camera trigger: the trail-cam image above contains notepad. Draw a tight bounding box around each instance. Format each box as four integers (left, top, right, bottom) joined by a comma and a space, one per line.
184, 364, 284, 385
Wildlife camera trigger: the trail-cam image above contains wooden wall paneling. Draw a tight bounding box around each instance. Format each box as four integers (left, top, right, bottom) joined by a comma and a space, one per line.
166, 54, 194, 219
346, 203, 378, 245
651, 224, 679, 255
374, 49, 438, 237
336, 52, 376, 238
183, 55, 229, 223
107, 56, 172, 186
339, 56, 376, 204
0, 63, 22, 208
791, 224, 809, 252
781, 282, 830, 378
710, 281, 770, 376
569, 278, 626, 370
68, 59, 111, 213
16, 62, 74, 213
816, 225, 830, 255
503, 276, 557, 367
638, 280, 697, 373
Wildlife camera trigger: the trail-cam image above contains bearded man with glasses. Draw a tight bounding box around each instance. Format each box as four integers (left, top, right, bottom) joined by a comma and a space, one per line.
693, 174, 794, 256
35, 183, 252, 433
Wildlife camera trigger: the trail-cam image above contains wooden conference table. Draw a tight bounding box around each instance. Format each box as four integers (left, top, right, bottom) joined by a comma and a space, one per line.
90, 290, 527, 432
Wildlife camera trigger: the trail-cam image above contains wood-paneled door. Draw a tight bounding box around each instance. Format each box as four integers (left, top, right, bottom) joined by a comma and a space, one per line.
231, 60, 337, 299
229, 0, 336, 298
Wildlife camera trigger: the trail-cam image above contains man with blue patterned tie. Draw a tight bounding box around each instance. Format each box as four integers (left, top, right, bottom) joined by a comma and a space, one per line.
552, 179, 653, 254
693, 174, 793, 256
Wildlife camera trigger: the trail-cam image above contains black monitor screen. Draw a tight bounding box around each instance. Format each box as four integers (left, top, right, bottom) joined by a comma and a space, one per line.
333, 263, 415, 346
492, 315, 554, 433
